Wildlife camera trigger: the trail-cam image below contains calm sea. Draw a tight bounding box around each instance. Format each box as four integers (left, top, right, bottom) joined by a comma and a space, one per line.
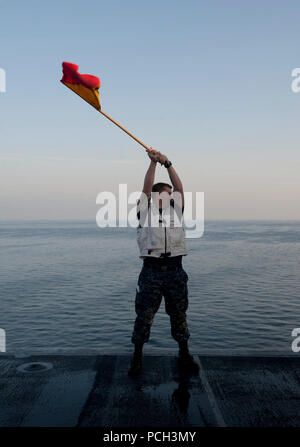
0, 220, 299, 355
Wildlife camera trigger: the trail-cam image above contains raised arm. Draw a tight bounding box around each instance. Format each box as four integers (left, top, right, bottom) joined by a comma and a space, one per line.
142, 148, 161, 198
159, 154, 184, 208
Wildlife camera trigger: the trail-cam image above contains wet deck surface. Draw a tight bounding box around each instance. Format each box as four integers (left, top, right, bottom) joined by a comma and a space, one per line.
0, 354, 300, 427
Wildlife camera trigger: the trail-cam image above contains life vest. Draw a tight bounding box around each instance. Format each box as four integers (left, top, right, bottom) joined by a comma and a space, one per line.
136, 198, 187, 259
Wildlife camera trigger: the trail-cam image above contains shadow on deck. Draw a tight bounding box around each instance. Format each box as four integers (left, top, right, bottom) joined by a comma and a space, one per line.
0, 354, 300, 427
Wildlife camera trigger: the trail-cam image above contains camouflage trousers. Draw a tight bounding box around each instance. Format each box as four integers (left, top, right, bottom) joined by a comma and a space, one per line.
131, 265, 190, 345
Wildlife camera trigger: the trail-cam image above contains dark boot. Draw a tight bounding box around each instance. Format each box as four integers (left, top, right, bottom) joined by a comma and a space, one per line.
178, 341, 200, 374
128, 343, 143, 376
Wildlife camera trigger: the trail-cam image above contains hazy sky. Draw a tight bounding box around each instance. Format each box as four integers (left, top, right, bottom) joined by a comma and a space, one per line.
1, 0, 299, 220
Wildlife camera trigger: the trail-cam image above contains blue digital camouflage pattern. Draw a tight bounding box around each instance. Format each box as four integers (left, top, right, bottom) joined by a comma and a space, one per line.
131, 266, 190, 344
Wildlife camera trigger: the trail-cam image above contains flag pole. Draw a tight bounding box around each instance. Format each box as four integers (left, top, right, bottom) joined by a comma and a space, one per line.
99, 110, 151, 152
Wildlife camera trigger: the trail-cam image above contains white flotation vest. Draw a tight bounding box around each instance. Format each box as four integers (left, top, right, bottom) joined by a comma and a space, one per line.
136, 198, 187, 259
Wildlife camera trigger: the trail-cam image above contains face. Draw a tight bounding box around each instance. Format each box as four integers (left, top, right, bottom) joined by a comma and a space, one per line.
152, 186, 172, 210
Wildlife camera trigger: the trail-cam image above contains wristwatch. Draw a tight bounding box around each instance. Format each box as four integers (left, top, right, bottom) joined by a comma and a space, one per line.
164, 160, 172, 168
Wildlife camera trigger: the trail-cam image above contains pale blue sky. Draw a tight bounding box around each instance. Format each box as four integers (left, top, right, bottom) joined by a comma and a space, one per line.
1, 0, 299, 219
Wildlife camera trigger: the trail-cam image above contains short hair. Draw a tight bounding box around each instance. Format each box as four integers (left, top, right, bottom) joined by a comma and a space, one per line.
152, 182, 172, 193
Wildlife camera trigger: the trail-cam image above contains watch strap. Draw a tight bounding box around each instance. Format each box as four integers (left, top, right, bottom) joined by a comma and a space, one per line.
164, 160, 172, 168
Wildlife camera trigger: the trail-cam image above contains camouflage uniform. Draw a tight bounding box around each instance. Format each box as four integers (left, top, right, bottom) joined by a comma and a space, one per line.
131, 264, 190, 344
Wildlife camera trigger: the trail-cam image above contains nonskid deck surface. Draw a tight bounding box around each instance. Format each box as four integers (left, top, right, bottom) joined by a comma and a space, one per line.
0, 354, 300, 427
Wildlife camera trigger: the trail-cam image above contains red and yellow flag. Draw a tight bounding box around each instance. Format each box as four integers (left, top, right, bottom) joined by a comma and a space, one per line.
60, 61, 151, 152
60, 62, 101, 110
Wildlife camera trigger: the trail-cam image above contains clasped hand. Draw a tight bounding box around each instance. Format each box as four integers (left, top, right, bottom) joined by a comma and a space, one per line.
147, 147, 169, 165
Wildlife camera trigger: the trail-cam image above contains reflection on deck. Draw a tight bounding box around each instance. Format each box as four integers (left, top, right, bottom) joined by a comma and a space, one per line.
0, 354, 300, 427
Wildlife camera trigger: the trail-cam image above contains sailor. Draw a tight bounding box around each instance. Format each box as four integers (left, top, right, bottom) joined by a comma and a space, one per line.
128, 148, 199, 375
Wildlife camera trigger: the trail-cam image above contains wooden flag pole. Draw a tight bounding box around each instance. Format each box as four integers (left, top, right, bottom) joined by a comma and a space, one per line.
99, 110, 151, 152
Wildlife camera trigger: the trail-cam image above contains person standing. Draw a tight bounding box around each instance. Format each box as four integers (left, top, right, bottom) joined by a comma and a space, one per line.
128, 148, 199, 376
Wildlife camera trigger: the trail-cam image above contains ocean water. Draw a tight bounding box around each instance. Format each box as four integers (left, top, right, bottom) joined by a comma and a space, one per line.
0, 220, 299, 355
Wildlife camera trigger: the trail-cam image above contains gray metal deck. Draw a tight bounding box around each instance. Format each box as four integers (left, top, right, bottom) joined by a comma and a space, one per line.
0, 354, 300, 427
